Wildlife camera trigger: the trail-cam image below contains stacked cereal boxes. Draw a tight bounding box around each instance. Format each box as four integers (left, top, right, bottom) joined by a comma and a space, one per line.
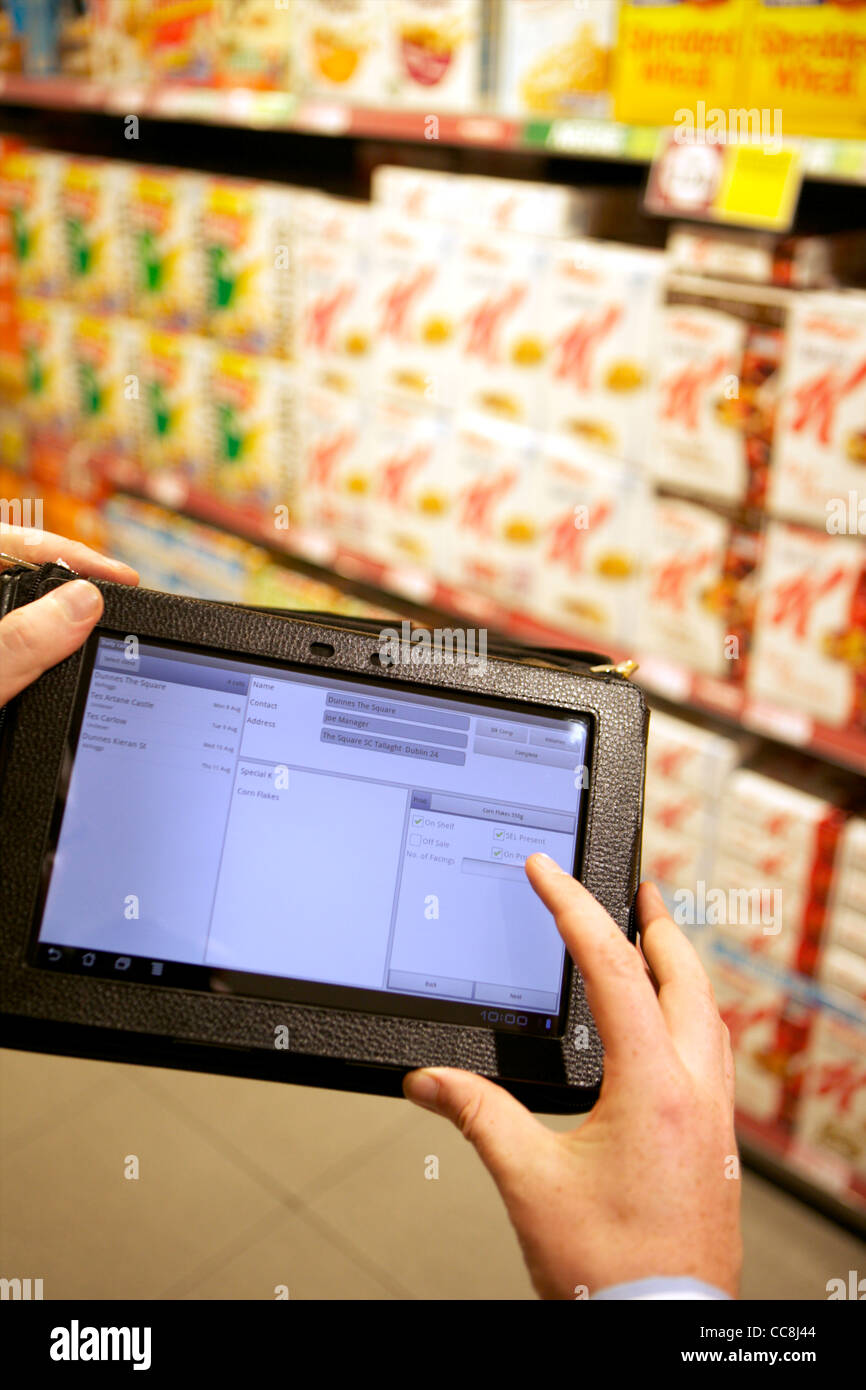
613, 0, 751, 127
821, 817, 866, 1005
746, 0, 866, 142
709, 756, 851, 979
643, 708, 748, 897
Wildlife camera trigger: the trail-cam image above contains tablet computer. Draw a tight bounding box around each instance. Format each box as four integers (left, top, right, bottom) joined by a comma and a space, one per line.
0, 563, 647, 1112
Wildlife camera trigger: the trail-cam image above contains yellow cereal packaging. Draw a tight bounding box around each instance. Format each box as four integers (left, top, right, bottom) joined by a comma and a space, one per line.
614, 0, 750, 127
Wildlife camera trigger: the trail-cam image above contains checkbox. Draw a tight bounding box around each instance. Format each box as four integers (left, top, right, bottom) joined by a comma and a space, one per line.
494, 830, 504, 839
492, 848, 503, 858
413, 816, 423, 826
409, 834, 421, 846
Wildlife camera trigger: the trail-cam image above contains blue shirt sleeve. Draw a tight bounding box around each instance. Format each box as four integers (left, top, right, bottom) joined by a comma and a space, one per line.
592, 1277, 732, 1300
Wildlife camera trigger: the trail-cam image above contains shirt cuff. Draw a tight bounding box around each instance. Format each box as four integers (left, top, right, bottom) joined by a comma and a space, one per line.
592, 1277, 732, 1300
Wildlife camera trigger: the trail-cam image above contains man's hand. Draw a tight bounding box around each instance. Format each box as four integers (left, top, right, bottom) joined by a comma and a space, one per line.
403, 856, 742, 1300
0, 526, 138, 705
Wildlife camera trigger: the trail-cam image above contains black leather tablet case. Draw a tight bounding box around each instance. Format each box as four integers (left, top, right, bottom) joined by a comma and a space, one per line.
0, 560, 648, 1112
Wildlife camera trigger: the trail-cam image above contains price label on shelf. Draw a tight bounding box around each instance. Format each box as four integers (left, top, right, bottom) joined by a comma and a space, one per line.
646, 132, 802, 231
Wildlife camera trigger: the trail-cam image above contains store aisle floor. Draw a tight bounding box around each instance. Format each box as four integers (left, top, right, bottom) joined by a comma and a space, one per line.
1, 1048, 862, 1301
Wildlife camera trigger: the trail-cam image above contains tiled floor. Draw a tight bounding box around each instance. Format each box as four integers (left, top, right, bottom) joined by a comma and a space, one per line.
1, 1047, 862, 1300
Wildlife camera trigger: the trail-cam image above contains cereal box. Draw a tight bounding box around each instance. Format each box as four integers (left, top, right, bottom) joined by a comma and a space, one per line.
138, 329, 214, 488
59, 158, 130, 314
16, 296, 76, 434
372, 209, 461, 408
523, 435, 648, 645
209, 349, 297, 510
454, 228, 551, 430
70, 313, 142, 457
769, 291, 866, 529
708, 952, 803, 1126
497, 0, 617, 119
293, 0, 389, 102
613, 0, 750, 127
748, 521, 866, 731
646, 708, 749, 800
295, 377, 372, 542
200, 177, 295, 356
365, 394, 457, 573
448, 411, 532, 596
127, 167, 204, 332
214, 0, 294, 90
294, 194, 376, 393
546, 239, 664, 467
652, 277, 789, 510
0, 147, 66, 298
747, 0, 866, 141
639, 495, 763, 680
386, 0, 484, 111
794, 1010, 866, 1182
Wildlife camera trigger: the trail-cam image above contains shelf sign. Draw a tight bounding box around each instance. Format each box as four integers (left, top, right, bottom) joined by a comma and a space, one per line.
645, 131, 802, 231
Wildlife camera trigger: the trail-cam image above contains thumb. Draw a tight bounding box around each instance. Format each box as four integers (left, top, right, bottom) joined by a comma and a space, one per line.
0, 580, 103, 705
403, 1066, 549, 1190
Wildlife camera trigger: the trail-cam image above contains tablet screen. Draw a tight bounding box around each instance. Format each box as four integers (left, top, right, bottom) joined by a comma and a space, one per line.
32, 633, 591, 1035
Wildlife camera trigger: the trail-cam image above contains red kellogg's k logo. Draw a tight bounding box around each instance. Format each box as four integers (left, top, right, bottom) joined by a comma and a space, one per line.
379, 446, 430, 505
650, 549, 714, 612
554, 305, 622, 391
769, 567, 846, 640
789, 357, 866, 446
659, 353, 732, 432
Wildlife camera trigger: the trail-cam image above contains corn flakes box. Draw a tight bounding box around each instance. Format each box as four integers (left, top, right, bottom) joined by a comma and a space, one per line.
497, 0, 617, 118
16, 296, 77, 433
386, 0, 484, 111
454, 228, 551, 430
294, 194, 376, 394
127, 167, 205, 332
209, 349, 297, 510
365, 394, 457, 573
70, 313, 142, 456
294, 0, 389, 102
59, 158, 130, 315
200, 177, 295, 356
546, 239, 664, 467
524, 435, 648, 645
769, 292, 866, 529
0, 147, 67, 298
372, 209, 461, 408
747, 0, 866, 141
613, 0, 751, 126
138, 329, 214, 487
295, 376, 372, 541
748, 521, 866, 731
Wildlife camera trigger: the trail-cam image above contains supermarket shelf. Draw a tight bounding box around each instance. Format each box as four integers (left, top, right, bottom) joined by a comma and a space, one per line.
738, 1112, 866, 1237
1, 74, 866, 184
99, 457, 866, 776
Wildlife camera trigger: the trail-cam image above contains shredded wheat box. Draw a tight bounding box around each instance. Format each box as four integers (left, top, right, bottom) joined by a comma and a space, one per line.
747, 0, 866, 142
613, 0, 750, 126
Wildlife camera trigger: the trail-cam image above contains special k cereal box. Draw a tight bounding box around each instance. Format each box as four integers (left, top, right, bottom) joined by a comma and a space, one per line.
0, 148, 67, 298
387, 0, 484, 111
138, 330, 214, 487
646, 708, 748, 800
614, 0, 750, 126
59, 158, 130, 314
769, 292, 866, 528
294, 195, 376, 394
294, 0, 389, 102
497, 0, 617, 118
370, 165, 460, 222
640, 496, 763, 680
793, 1010, 866, 1183
372, 210, 461, 409
524, 436, 648, 645
652, 278, 789, 509
546, 240, 664, 467
455, 228, 551, 430
200, 178, 294, 356
747, 0, 866, 141
209, 350, 297, 509
127, 167, 204, 331
365, 395, 457, 573
295, 379, 372, 542
748, 522, 866, 730
708, 953, 801, 1125
70, 314, 142, 456
448, 412, 530, 596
